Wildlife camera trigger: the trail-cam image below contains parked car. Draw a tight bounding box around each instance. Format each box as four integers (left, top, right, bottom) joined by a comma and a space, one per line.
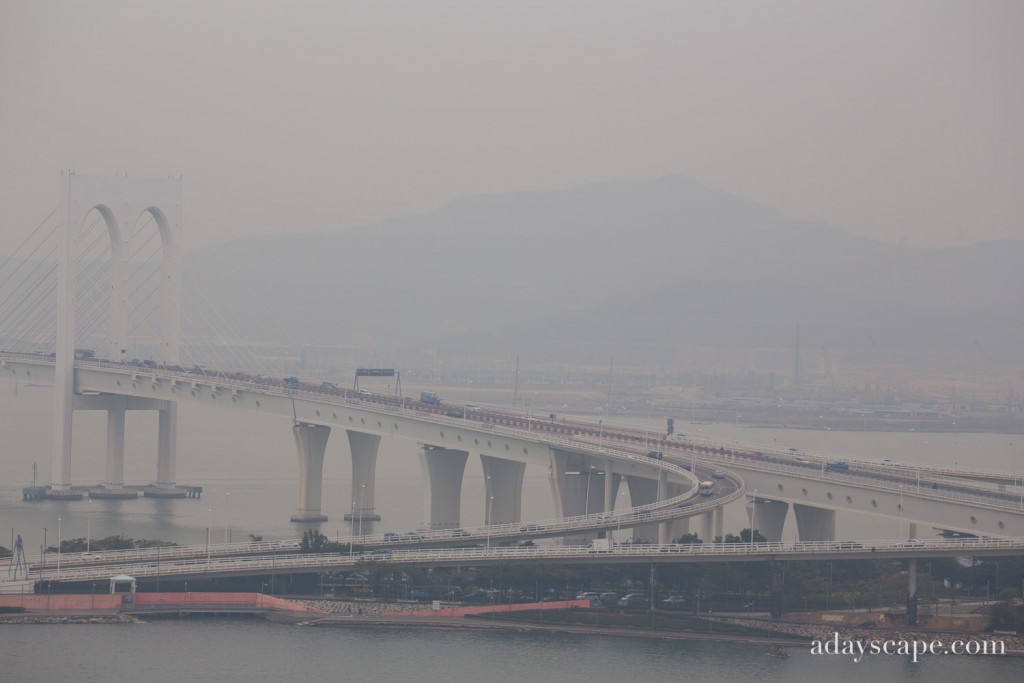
661, 595, 687, 606
618, 593, 647, 608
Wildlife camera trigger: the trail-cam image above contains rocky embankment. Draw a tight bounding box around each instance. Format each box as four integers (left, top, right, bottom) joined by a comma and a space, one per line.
0, 614, 137, 625
290, 599, 425, 617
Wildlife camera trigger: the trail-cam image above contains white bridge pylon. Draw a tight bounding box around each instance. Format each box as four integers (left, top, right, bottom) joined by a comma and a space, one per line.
51, 173, 182, 493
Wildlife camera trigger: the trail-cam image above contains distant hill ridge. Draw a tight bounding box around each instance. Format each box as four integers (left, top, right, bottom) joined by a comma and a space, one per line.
183, 175, 1024, 368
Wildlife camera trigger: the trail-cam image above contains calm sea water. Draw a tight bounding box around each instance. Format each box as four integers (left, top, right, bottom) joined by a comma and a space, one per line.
2, 378, 1023, 681
1, 620, 1020, 683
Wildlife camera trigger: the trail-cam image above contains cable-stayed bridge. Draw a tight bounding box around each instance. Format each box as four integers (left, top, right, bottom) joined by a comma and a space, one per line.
2, 174, 1022, 622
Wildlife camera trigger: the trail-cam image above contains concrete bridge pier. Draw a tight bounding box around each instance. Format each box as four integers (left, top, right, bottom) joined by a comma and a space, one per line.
419, 446, 469, 530
747, 498, 788, 542
794, 504, 836, 542
345, 431, 382, 522
661, 481, 688, 541
603, 458, 616, 514
906, 558, 919, 626
625, 475, 660, 542
290, 423, 330, 522
155, 402, 178, 489
481, 455, 526, 525
549, 450, 609, 543
105, 398, 127, 488
770, 561, 785, 619
701, 510, 714, 542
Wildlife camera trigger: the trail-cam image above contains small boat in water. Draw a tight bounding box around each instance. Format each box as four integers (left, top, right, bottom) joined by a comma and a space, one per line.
766, 645, 789, 659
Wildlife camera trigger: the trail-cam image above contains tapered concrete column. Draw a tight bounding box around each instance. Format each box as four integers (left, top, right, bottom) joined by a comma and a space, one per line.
713, 505, 724, 540
604, 458, 615, 513
290, 423, 330, 522
156, 402, 178, 488
701, 511, 714, 543
549, 450, 607, 519
907, 523, 918, 539
906, 558, 918, 626
345, 431, 381, 521
419, 446, 469, 530
747, 498, 788, 542
770, 561, 785, 619
105, 399, 127, 488
663, 483, 689, 541
657, 471, 670, 543
794, 504, 836, 542
481, 455, 526, 525
625, 476, 660, 542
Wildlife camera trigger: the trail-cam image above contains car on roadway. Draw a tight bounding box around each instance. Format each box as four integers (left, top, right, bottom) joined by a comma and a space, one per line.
898, 539, 924, 548
575, 591, 600, 600
400, 531, 423, 541
618, 593, 647, 608
837, 541, 863, 549
383, 532, 401, 542
661, 595, 687, 606
711, 471, 725, 479
448, 528, 471, 538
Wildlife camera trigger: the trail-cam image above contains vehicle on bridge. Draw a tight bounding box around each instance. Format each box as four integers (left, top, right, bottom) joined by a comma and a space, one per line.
825, 460, 850, 471
699, 481, 716, 496
420, 391, 441, 405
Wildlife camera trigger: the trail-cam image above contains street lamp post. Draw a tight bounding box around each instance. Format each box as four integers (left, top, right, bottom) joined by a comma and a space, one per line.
224, 491, 231, 544
487, 495, 495, 551
42, 527, 47, 564
358, 483, 366, 540
751, 490, 757, 545
899, 485, 904, 539
206, 507, 212, 565
349, 499, 356, 558
584, 466, 594, 517
56, 516, 61, 580
86, 499, 92, 553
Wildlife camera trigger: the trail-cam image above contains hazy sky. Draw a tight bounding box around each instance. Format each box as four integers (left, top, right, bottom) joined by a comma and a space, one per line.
1, 1, 1021, 255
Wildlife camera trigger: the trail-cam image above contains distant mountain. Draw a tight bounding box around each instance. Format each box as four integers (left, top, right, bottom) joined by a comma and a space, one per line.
182, 175, 1024, 371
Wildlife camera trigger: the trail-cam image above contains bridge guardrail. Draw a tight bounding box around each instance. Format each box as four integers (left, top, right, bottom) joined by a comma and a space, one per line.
30, 537, 1024, 583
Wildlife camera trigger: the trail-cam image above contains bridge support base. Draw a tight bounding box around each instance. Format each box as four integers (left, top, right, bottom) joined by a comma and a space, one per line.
481, 455, 526, 525
419, 446, 469, 530
290, 423, 330, 523
794, 504, 836, 542
343, 431, 382, 522
624, 475, 659, 543
549, 450, 609, 527
748, 498, 788, 542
